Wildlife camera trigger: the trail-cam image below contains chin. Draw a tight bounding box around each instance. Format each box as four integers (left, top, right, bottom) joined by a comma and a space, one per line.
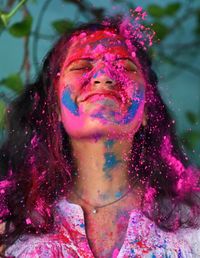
63, 118, 142, 140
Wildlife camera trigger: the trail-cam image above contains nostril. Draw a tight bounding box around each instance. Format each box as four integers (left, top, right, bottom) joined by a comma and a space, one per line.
106, 81, 113, 84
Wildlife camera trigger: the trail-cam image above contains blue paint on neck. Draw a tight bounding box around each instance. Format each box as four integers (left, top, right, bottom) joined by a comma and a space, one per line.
103, 152, 121, 179
104, 139, 115, 149
61, 88, 79, 116
121, 88, 145, 124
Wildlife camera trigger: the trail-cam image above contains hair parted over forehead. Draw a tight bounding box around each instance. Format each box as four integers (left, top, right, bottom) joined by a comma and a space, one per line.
47, 7, 155, 89
0, 8, 200, 253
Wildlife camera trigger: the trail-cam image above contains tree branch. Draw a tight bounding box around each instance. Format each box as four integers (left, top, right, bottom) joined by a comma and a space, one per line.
19, 5, 30, 84
32, 0, 53, 73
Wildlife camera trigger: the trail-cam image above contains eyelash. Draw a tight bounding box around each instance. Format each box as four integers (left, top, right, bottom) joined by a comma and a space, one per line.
69, 63, 137, 73
69, 66, 92, 71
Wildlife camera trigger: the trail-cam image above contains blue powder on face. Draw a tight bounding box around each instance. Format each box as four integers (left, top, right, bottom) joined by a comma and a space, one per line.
103, 152, 121, 179
121, 87, 145, 124
93, 69, 106, 79
91, 112, 105, 120
61, 88, 79, 116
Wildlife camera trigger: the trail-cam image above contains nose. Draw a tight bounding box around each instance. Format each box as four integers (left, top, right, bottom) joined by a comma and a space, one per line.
91, 68, 115, 89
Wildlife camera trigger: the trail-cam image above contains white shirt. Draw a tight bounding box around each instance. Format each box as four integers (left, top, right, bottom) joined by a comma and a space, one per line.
5, 198, 200, 257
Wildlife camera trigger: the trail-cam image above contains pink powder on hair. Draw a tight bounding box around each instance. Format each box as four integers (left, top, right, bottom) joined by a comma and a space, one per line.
161, 135, 185, 175
26, 218, 32, 225
135, 6, 143, 13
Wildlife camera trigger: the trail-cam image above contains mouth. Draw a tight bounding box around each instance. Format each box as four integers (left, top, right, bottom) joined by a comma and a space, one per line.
78, 91, 124, 104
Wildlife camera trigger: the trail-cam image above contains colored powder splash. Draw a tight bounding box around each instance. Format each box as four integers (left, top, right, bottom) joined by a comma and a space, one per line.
62, 88, 79, 116
93, 69, 106, 79
67, 7, 153, 126
123, 7, 155, 49
90, 87, 144, 125
161, 135, 200, 195
121, 87, 145, 124
104, 6, 155, 50
0, 180, 13, 217
103, 152, 121, 179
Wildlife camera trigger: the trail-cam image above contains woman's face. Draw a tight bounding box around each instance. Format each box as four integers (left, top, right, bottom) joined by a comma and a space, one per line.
57, 30, 146, 139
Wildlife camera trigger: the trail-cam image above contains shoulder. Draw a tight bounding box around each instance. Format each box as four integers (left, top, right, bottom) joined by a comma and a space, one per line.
128, 210, 200, 257
177, 227, 200, 257
5, 234, 78, 258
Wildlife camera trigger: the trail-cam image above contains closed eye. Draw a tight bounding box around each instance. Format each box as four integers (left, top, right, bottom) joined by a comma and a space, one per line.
116, 60, 137, 72
69, 66, 92, 71
68, 59, 93, 72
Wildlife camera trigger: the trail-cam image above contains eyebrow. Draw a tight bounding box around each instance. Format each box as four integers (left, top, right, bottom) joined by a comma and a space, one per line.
65, 57, 137, 69
66, 58, 94, 67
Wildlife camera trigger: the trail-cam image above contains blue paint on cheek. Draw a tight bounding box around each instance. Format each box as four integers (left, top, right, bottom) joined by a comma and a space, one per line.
103, 152, 121, 178
61, 88, 79, 116
122, 87, 145, 124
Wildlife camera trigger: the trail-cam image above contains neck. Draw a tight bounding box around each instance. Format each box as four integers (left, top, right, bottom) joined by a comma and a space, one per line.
68, 136, 141, 206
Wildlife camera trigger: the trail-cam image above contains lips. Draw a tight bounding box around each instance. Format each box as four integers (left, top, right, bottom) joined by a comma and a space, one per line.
78, 90, 124, 104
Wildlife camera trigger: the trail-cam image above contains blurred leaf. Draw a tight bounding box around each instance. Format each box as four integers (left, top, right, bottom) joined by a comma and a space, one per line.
147, 4, 164, 18
186, 111, 199, 125
1, 74, 23, 94
90, 7, 104, 20
0, 17, 4, 32
0, 100, 6, 129
0, 12, 9, 27
152, 22, 170, 40
194, 26, 200, 35
8, 15, 32, 37
52, 19, 74, 34
164, 3, 181, 16
181, 131, 200, 150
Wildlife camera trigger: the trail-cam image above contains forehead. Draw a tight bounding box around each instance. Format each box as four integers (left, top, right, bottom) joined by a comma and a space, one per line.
65, 30, 131, 63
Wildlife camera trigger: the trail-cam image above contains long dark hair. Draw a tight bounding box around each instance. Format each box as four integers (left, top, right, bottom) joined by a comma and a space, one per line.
0, 18, 200, 253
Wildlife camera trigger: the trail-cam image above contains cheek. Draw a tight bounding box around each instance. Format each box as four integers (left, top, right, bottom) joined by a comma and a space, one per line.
61, 87, 79, 116
121, 85, 145, 125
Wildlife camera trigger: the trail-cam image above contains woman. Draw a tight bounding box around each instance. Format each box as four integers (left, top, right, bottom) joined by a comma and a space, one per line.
0, 14, 200, 257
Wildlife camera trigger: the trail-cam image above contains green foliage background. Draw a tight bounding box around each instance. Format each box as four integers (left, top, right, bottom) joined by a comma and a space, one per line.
0, 0, 200, 165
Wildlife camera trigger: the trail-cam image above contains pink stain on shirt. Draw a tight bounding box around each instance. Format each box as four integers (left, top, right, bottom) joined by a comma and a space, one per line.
112, 248, 119, 258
